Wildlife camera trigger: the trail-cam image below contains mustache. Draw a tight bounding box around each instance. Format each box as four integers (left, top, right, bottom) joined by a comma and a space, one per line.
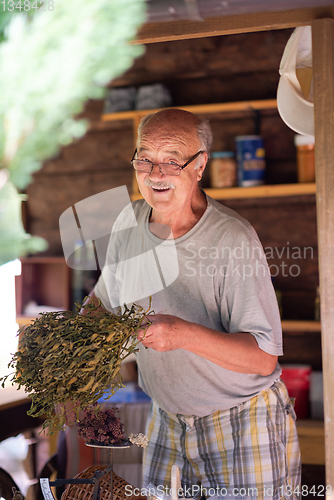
144, 177, 175, 189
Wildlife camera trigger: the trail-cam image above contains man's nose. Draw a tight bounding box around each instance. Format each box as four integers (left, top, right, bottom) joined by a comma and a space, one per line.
149, 163, 165, 178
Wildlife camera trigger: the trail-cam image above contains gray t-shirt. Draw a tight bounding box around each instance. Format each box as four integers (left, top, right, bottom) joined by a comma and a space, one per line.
94, 194, 282, 417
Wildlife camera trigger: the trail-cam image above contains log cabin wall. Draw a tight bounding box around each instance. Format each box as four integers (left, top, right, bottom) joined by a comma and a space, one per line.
25, 28, 320, 368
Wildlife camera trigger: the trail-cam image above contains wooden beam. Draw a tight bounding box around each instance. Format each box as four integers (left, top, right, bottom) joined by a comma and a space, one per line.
102, 99, 278, 122
135, 6, 334, 44
312, 18, 334, 486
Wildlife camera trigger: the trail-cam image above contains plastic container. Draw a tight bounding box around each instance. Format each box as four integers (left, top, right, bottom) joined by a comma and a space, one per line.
294, 134, 315, 183
280, 364, 312, 419
210, 152, 236, 188
235, 135, 266, 187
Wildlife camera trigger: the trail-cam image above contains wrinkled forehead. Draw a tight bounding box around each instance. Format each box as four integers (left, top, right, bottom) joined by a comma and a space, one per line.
138, 116, 200, 153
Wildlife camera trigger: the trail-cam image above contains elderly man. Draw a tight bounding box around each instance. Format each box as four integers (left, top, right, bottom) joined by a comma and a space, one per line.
89, 109, 301, 500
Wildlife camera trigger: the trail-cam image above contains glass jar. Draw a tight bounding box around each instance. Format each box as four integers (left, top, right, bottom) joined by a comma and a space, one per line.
210, 152, 236, 188
294, 134, 315, 183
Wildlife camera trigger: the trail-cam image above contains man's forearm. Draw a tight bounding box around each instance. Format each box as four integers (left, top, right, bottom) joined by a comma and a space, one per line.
138, 314, 278, 376
183, 322, 277, 376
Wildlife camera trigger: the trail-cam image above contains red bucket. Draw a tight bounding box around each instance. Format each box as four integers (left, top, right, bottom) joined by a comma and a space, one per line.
280, 364, 312, 419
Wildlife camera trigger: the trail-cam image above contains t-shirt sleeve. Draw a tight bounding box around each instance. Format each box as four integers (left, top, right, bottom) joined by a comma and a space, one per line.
220, 225, 283, 356
94, 271, 113, 312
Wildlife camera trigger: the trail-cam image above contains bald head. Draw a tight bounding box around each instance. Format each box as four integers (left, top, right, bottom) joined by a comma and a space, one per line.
140, 108, 201, 131
137, 108, 213, 153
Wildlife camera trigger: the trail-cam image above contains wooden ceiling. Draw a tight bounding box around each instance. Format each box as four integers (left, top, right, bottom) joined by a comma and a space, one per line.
135, 2, 334, 43
145, 0, 334, 23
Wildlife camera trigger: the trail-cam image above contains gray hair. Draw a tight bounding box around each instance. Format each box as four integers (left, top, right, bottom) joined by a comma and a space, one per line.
137, 113, 213, 156
197, 120, 213, 156
137, 113, 153, 145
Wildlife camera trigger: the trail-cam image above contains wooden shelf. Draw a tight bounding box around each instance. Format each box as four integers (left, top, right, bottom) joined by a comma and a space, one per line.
281, 320, 321, 333
19, 256, 67, 264
131, 183, 316, 201
205, 183, 316, 200
101, 98, 277, 122
103, 99, 314, 203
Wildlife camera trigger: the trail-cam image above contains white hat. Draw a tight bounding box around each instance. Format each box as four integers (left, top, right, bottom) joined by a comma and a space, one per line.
277, 26, 314, 136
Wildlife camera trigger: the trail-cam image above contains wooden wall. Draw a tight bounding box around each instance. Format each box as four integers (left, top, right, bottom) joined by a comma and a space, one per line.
112, 29, 293, 103
25, 29, 319, 336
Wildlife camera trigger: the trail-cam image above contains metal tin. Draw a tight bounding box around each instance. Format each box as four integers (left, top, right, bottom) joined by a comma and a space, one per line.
235, 135, 266, 187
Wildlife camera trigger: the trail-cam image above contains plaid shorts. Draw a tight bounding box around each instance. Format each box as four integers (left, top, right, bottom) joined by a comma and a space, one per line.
142, 378, 301, 500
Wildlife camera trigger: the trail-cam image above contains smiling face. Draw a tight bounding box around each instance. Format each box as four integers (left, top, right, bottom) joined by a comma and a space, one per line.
135, 109, 208, 223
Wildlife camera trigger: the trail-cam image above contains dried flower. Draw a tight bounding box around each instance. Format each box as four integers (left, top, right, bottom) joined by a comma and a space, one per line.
78, 404, 127, 445
128, 433, 149, 448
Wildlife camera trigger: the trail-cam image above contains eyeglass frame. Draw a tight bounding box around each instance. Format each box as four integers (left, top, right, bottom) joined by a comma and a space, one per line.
131, 149, 204, 176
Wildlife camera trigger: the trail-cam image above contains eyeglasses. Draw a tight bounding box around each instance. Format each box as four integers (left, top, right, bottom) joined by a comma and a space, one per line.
131, 149, 204, 176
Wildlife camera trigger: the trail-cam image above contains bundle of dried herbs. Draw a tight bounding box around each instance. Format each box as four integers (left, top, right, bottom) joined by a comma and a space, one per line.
1, 298, 152, 434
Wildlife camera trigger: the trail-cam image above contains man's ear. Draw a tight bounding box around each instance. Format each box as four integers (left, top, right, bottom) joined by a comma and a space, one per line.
196, 152, 208, 181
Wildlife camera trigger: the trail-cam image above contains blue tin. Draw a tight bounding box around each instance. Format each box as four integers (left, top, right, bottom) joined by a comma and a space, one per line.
235, 135, 266, 186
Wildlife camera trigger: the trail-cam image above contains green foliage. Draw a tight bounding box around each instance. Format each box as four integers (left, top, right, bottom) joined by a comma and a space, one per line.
0, 0, 146, 189
0, 11, 13, 42
0, 180, 47, 265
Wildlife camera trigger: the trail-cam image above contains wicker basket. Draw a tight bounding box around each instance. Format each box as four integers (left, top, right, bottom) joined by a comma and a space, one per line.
60, 466, 147, 500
